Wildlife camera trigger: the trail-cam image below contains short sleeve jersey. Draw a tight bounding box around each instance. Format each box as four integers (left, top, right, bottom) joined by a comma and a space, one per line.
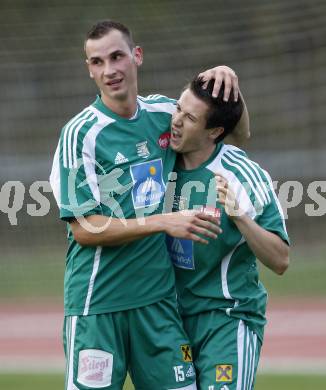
166, 143, 289, 342
50, 94, 176, 316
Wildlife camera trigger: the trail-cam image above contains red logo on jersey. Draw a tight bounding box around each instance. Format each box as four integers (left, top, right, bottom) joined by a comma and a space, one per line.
158, 132, 170, 149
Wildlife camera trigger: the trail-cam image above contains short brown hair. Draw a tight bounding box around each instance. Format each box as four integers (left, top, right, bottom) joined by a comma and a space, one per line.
190, 77, 243, 143
85, 20, 135, 50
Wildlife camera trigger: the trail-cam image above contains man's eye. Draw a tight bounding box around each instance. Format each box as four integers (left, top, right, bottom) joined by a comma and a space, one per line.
188, 115, 196, 122
176, 105, 181, 112
113, 53, 123, 60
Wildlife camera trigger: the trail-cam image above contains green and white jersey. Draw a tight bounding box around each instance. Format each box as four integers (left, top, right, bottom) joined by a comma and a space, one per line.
166, 143, 289, 342
50, 94, 176, 316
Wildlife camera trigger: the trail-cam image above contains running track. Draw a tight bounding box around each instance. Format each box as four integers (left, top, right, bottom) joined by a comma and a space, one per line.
0, 299, 325, 374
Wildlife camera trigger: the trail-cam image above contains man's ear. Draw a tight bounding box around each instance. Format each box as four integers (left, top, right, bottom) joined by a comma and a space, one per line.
85, 59, 94, 78
132, 46, 143, 67
210, 126, 224, 142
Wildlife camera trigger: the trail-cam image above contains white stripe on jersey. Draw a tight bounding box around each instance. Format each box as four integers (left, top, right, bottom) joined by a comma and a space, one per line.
206, 156, 257, 220
221, 237, 245, 302
62, 108, 89, 168
50, 107, 115, 209
221, 248, 233, 300
66, 316, 77, 390
138, 99, 176, 115
49, 141, 61, 206
243, 157, 271, 204
262, 168, 288, 234
222, 154, 265, 208
207, 144, 287, 238
69, 112, 96, 168
81, 108, 115, 204
227, 150, 271, 204
63, 109, 92, 168
145, 94, 162, 100
83, 246, 102, 316
72, 113, 96, 168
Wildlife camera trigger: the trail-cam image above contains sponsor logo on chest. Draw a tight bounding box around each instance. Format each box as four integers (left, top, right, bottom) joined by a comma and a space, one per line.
166, 236, 195, 270
130, 159, 166, 209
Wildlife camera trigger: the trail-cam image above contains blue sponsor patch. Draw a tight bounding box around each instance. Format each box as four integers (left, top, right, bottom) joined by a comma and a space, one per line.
130, 159, 166, 209
166, 235, 194, 270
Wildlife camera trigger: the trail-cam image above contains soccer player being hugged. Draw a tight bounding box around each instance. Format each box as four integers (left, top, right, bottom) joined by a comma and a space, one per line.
167, 77, 290, 390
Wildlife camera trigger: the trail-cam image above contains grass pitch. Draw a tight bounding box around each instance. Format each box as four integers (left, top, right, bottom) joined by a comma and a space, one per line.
1, 245, 326, 301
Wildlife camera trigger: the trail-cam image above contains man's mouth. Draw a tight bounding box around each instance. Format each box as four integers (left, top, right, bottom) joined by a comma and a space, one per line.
106, 78, 123, 87
171, 127, 182, 140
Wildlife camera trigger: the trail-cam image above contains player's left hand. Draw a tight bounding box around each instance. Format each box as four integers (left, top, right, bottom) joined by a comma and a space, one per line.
198, 65, 239, 101
215, 173, 244, 218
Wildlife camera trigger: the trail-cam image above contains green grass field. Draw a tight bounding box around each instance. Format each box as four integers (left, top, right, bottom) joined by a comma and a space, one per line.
0, 373, 325, 390
259, 245, 326, 298
1, 245, 326, 302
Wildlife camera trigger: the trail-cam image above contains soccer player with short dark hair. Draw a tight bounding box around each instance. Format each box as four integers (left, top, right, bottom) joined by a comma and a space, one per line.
167, 77, 290, 390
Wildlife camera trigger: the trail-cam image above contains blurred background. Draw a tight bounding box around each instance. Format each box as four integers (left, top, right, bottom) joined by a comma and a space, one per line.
0, 0, 325, 389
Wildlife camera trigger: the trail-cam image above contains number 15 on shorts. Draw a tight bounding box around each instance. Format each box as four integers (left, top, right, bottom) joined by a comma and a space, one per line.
174, 365, 185, 382
173, 363, 196, 383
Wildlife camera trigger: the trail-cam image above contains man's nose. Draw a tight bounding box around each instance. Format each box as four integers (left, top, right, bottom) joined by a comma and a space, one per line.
173, 111, 183, 125
103, 61, 116, 77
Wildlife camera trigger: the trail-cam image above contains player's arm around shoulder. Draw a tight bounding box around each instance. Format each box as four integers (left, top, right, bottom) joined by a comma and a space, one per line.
70, 210, 222, 247
216, 173, 289, 275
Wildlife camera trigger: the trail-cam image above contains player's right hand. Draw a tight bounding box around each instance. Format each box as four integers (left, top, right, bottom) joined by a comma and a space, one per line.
162, 210, 222, 244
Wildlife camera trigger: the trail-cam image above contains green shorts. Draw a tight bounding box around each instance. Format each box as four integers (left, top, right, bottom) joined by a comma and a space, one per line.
182, 310, 261, 390
63, 296, 196, 390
